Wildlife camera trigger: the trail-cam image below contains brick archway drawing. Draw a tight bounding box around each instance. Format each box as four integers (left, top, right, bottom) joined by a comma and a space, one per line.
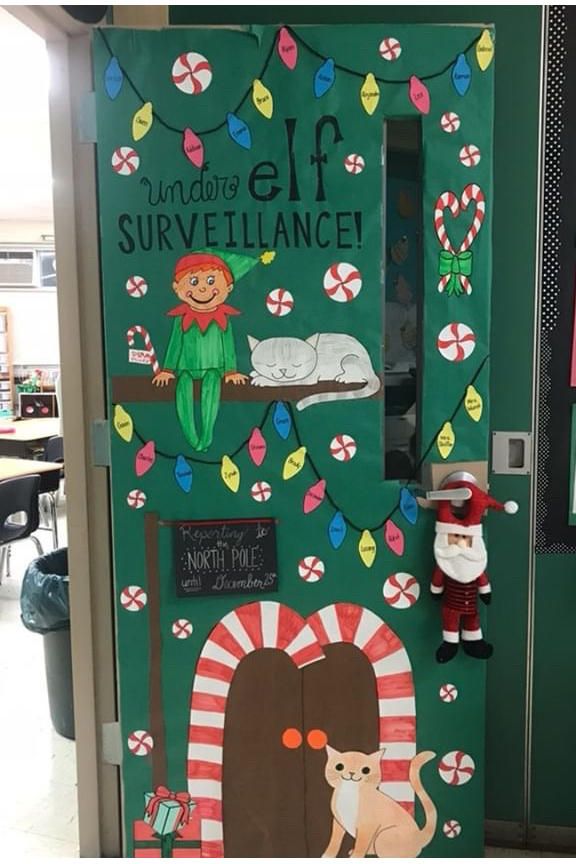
187, 600, 416, 858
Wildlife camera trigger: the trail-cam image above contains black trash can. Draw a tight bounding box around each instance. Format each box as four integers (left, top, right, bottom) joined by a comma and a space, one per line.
20, 548, 75, 740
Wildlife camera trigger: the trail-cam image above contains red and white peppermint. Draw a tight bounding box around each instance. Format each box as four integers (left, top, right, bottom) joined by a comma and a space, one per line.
172, 618, 193, 639
266, 288, 294, 317
438, 750, 475, 786
440, 111, 461, 133
298, 556, 325, 583
120, 585, 147, 612
126, 275, 148, 298
344, 153, 365, 175
251, 481, 272, 503
437, 322, 476, 363
112, 146, 140, 176
127, 488, 147, 509
127, 729, 154, 757
323, 262, 362, 303
439, 683, 459, 703
330, 434, 357, 462
379, 37, 402, 61
459, 144, 481, 167
383, 572, 420, 609
443, 820, 462, 839
171, 52, 212, 94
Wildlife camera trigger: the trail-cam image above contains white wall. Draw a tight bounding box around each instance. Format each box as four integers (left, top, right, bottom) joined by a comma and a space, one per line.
0, 288, 59, 366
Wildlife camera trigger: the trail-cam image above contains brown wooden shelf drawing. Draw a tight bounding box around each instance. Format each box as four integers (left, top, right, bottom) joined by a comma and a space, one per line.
111, 375, 383, 404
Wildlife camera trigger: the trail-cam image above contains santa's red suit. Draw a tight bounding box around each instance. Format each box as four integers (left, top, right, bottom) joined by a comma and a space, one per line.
431, 480, 518, 664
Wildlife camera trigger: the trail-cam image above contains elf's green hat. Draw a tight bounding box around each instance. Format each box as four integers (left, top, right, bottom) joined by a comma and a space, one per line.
174, 249, 275, 283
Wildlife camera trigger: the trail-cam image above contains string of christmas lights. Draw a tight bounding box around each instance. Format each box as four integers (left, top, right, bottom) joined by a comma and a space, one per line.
113, 355, 488, 567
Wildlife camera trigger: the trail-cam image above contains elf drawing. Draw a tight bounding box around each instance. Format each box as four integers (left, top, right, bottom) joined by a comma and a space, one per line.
153, 249, 268, 451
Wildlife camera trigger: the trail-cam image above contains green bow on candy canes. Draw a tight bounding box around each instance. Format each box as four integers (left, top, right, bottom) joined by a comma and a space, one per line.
438, 250, 473, 296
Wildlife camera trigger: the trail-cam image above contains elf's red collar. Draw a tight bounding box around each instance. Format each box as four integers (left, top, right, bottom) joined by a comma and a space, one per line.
167, 303, 240, 333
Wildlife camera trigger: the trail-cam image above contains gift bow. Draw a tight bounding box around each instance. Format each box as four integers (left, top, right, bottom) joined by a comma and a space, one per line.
145, 786, 192, 828
438, 250, 473, 295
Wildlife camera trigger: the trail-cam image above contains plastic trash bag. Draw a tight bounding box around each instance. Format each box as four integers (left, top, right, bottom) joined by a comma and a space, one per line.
20, 548, 69, 634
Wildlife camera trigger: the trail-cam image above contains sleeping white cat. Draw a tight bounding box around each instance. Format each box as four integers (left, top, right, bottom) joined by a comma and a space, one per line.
248, 333, 381, 410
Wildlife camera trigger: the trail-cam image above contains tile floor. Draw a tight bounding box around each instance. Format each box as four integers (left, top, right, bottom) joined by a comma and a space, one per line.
0, 502, 78, 858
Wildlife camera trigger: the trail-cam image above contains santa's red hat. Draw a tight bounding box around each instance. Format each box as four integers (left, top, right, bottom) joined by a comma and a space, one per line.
435, 481, 518, 537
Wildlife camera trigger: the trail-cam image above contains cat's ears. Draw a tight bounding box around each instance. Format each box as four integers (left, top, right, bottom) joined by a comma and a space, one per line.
247, 335, 259, 351
325, 744, 340, 759
306, 333, 320, 349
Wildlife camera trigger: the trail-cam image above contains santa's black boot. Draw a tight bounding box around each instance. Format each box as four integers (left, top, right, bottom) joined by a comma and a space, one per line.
462, 638, 493, 659
436, 641, 459, 663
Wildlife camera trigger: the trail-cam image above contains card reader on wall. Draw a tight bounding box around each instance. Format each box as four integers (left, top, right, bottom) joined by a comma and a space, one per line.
492, 431, 532, 475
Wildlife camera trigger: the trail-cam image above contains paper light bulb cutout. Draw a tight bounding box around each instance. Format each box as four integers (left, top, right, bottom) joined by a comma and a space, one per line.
303, 479, 326, 514
226, 113, 252, 150
132, 102, 153, 141
283, 446, 307, 480
399, 487, 418, 525
437, 421, 455, 460
221, 454, 240, 492
360, 73, 380, 115
328, 511, 347, 550
384, 519, 404, 556
476, 29, 494, 71
113, 404, 133, 442
272, 401, 291, 439
174, 454, 193, 493
104, 56, 123, 100
182, 128, 204, 168
452, 53, 472, 96
314, 58, 335, 98
248, 427, 267, 466
252, 79, 274, 119
277, 27, 298, 70
409, 76, 430, 114
135, 440, 156, 477
358, 529, 377, 568
465, 384, 483, 422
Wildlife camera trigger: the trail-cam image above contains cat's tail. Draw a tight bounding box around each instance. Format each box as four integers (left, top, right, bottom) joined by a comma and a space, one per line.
295, 375, 381, 411
410, 750, 437, 848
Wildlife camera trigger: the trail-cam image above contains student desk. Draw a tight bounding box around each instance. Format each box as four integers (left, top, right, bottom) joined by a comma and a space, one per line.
0, 418, 61, 458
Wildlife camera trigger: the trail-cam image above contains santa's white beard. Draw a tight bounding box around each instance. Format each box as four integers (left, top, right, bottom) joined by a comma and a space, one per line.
434, 533, 488, 583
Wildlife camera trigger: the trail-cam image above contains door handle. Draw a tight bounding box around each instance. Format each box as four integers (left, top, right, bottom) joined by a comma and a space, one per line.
492, 432, 532, 475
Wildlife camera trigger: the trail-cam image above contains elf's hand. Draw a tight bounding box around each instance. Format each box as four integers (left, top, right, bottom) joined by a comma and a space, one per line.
153, 370, 175, 387
225, 372, 249, 385
479, 592, 492, 606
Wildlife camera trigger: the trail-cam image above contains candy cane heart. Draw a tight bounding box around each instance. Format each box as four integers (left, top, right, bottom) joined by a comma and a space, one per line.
434, 185, 486, 296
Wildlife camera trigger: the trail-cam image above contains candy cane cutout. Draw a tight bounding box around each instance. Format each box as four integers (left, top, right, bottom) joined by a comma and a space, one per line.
433, 191, 458, 253
434, 185, 486, 295
307, 603, 417, 816
187, 601, 325, 857
459, 183, 486, 252
126, 325, 159, 375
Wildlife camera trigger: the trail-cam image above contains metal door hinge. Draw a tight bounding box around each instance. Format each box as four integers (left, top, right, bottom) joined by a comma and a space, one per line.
91, 419, 110, 467
78, 91, 97, 143
102, 721, 122, 765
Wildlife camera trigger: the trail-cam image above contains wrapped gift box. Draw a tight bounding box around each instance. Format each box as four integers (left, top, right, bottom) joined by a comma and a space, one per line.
133, 811, 201, 858
144, 791, 193, 836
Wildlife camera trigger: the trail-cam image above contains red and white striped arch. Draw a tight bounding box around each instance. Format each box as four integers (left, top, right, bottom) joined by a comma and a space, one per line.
187, 601, 326, 857
307, 602, 416, 815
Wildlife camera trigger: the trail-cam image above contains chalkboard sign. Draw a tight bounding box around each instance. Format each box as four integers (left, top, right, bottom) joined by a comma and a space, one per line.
174, 518, 278, 598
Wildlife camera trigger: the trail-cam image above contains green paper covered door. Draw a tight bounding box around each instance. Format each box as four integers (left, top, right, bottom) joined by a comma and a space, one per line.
93, 22, 494, 857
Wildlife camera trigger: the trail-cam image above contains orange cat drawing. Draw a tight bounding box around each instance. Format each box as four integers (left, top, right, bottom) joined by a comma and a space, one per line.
322, 746, 437, 858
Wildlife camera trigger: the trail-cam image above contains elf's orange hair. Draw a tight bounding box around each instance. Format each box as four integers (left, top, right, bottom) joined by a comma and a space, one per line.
173, 253, 233, 287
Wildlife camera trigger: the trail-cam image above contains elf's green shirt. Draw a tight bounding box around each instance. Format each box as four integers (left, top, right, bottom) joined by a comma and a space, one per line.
163, 318, 237, 376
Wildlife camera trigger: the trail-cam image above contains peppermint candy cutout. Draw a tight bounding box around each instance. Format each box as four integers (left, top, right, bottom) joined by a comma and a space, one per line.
440, 111, 461, 134
443, 820, 462, 839
344, 153, 365, 175
383, 572, 420, 609
171, 52, 212, 94
127, 730, 154, 757
379, 37, 402, 61
120, 585, 147, 612
172, 618, 193, 639
298, 556, 325, 583
434, 184, 485, 295
437, 322, 476, 363
111, 146, 140, 176
459, 144, 481, 167
251, 481, 272, 503
126, 275, 148, 298
438, 750, 475, 786
266, 288, 294, 317
439, 683, 459, 703
330, 434, 357, 462
126, 488, 147, 509
323, 262, 362, 303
